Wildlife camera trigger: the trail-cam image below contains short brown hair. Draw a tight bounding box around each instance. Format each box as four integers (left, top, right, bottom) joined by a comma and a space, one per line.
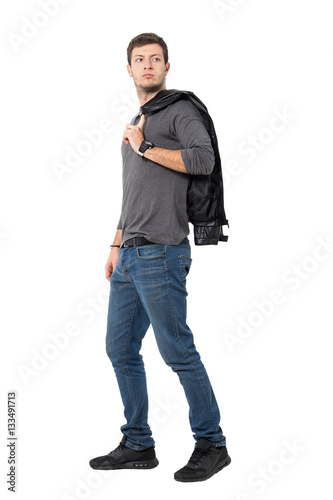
127, 33, 168, 66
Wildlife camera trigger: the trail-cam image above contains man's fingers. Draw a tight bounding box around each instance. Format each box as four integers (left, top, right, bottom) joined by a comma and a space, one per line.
123, 116, 144, 147
138, 113, 145, 130
125, 114, 145, 132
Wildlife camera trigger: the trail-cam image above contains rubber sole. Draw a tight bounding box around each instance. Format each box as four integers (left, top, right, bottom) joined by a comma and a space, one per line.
174, 455, 231, 483
90, 457, 159, 470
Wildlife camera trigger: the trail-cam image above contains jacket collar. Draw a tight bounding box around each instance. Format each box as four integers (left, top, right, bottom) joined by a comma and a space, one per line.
140, 89, 208, 115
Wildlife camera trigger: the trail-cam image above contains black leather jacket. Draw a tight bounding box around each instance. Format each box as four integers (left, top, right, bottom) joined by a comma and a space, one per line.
141, 89, 229, 245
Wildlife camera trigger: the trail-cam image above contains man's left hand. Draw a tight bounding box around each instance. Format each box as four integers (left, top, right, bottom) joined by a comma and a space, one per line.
123, 113, 145, 152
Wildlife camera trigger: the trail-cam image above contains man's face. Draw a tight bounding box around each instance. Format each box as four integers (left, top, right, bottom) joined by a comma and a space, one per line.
127, 43, 170, 93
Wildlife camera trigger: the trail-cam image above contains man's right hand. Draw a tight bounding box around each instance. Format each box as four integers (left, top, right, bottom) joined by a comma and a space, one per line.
105, 247, 120, 281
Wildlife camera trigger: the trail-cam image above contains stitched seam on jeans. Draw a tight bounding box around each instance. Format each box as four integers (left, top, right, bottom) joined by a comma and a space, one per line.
178, 255, 192, 291
164, 248, 192, 357
167, 251, 216, 430
123, 293, 140, 436
193, 362, 216, 431
165, 251, 186, 352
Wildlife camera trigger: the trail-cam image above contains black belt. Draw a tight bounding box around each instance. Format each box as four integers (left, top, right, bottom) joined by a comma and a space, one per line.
122, 237, 155, 248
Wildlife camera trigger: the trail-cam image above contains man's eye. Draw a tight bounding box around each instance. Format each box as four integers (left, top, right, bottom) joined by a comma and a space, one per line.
136, 58, 142, 62
153, 58, 160, 62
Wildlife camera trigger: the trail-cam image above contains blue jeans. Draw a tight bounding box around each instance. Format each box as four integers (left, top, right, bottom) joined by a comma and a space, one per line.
105, 237, 226, 451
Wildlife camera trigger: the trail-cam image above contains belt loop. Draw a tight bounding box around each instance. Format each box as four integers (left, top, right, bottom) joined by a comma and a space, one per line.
133, 237, 136, 247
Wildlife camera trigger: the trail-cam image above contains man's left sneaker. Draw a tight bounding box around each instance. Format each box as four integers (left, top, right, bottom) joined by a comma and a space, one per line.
89, 434, 159, 470
174, 438, 231, 482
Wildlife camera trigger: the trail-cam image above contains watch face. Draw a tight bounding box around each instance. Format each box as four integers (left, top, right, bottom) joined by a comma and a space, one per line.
145, 141, 153, 148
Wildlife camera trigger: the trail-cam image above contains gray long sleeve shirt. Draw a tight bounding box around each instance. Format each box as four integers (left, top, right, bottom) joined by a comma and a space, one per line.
117, 99, 215, 245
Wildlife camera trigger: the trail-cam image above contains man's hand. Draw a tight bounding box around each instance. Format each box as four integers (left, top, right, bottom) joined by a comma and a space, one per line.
105, 247, 120, 282
123, 113, 188, 173
123, 113, 145, 153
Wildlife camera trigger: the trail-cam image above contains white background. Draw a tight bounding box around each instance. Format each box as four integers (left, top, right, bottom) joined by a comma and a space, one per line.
1, 0, 332, 499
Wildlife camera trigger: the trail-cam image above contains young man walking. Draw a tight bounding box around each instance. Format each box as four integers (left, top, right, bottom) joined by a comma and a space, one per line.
89, 33, 231, 483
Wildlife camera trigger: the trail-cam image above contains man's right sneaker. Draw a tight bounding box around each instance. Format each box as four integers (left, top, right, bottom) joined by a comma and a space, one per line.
89, 434, 159, 470
174, 438, 231, 482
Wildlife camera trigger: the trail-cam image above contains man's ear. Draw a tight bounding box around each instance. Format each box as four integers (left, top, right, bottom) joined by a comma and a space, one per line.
127, 64, 133, 78
165, 62, 170, 76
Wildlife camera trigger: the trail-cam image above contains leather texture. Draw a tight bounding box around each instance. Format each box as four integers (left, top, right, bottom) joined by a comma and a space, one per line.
141, 89, 229, 245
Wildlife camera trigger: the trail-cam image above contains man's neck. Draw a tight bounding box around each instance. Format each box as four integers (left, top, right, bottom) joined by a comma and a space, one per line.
136, 85, 167, 107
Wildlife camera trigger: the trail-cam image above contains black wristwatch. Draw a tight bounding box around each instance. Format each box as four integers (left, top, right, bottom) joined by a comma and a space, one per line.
138, 140, 155, 157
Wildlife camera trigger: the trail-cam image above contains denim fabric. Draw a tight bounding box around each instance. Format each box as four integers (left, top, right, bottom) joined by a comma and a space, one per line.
105, 237, 226, 451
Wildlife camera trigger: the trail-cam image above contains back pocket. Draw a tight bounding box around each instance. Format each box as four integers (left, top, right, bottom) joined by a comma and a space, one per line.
178, 255, 192, 287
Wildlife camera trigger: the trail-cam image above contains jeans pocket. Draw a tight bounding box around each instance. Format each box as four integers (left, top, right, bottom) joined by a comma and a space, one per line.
178, 255, 192, 287
136, 244, 166, 259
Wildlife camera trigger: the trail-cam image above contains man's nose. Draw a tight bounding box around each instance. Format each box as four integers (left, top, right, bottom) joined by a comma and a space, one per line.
144, 59, 153, 69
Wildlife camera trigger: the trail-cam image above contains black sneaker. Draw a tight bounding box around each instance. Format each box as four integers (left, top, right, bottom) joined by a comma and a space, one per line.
89, 434, 159, 470
174, 438, 231, 482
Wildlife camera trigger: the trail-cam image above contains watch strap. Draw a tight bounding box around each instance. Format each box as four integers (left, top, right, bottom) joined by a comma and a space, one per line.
138, 140, 154, 156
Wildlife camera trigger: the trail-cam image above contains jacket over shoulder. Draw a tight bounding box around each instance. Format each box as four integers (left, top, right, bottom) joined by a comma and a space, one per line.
141, 89, 229, 245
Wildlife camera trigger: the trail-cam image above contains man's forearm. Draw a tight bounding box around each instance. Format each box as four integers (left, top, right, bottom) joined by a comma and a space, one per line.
124, 114, 187, 173
143, 147, 187, 173
112, 229, 122, 247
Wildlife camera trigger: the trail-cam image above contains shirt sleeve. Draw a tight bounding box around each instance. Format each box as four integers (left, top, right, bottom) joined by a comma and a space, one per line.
170, 101, 215, 175
116, 213, 122, 230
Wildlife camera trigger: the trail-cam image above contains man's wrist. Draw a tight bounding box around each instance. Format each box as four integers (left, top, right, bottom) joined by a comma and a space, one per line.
137, 140, 155, 157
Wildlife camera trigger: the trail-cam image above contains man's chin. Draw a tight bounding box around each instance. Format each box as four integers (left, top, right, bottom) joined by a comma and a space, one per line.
137, 81, 164, 94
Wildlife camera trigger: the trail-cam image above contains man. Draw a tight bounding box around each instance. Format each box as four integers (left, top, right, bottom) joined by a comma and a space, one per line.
89, 33, 231, 483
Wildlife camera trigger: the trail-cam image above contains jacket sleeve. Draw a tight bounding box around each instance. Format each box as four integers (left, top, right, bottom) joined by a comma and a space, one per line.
170, 101, 215, 175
